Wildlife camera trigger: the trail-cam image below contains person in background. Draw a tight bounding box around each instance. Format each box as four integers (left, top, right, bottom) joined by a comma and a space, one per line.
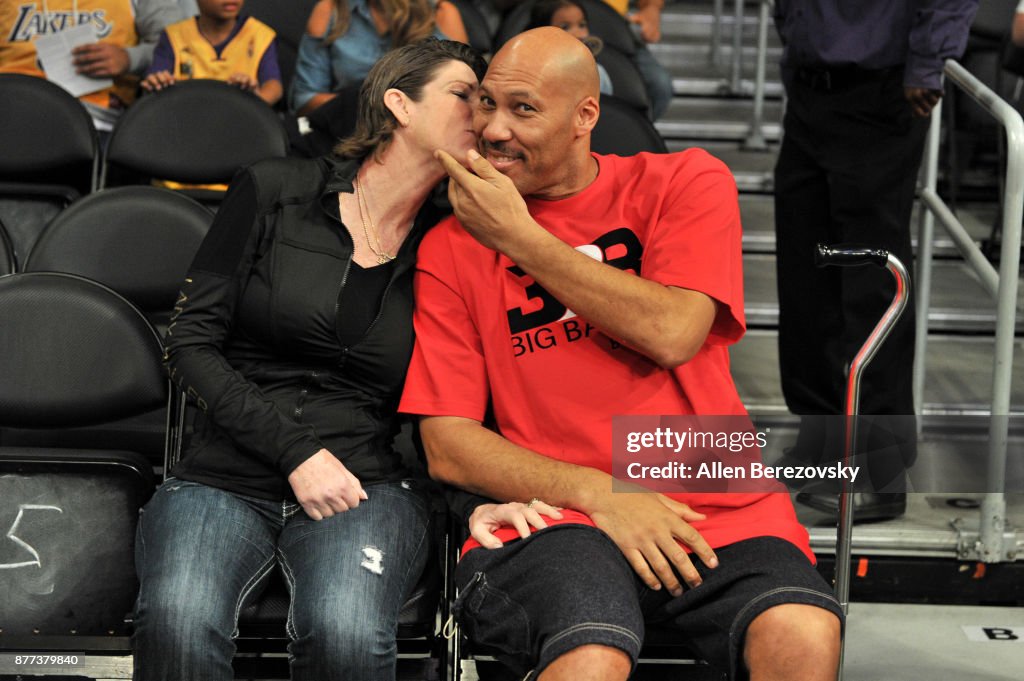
131, 38, 486, 681
1013, 0, 1024, 46
773, 0, 980, 521
436, 0, 469, 43
142, 0, 283, 106
0, 0, 182, 132
601, 0, 672, 119
527, 0, 613, 95
290, 0, 467, 115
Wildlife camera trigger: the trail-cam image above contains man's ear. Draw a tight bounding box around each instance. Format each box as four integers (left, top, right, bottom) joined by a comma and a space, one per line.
384, 88, 411, 127
575, 95, 600, 137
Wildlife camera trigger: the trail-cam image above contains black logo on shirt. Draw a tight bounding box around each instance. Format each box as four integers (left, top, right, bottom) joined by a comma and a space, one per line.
506, 227, 642, 357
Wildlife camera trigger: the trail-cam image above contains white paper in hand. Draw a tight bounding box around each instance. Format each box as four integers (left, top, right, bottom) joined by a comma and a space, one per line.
34, 22, 113, 97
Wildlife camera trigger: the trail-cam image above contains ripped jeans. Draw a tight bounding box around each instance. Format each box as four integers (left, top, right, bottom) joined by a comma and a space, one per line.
132, 477, 431, 681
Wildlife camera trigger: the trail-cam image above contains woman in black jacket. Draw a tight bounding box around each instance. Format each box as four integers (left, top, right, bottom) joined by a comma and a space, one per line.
132, 39, 486, 681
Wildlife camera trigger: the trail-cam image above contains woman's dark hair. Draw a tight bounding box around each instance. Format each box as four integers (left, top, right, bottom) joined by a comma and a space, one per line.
325, 0, 434, 48
334, 38, 487, 161
527, 0, 586, 30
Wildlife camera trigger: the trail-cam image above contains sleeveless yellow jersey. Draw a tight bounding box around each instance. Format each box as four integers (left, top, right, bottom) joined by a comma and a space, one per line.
164, 16, 275, 83
0, 0, 139, 108
157, 17, 276, 193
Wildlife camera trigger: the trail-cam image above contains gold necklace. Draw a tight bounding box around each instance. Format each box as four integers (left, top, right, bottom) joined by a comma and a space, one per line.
353, 178, 395, 264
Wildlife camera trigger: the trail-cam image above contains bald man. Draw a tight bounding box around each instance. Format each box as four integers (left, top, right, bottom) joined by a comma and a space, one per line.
400, 28, 842, 681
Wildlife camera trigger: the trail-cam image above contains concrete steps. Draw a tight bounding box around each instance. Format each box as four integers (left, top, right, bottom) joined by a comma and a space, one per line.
730, 330, 1024, 416
655, 1, 1013, 423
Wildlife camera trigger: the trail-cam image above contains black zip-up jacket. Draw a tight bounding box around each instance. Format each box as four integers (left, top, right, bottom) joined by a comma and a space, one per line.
166, 155, 441, 500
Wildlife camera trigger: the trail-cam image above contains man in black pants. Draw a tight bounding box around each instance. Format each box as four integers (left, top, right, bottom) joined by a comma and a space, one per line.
773, 0, 979, 520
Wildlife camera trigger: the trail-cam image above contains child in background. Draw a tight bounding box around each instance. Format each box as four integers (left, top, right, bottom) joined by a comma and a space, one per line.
290, 0, 456, 116
527, 0, 613, 96
142, 0, 282, 106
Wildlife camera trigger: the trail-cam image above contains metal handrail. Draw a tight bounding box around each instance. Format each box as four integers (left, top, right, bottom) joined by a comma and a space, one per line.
730, 0, 745, 92
743, 0, 771, 150
709, 0, 773, 149
710, 0, 724, 67
914, 59, 1023, 563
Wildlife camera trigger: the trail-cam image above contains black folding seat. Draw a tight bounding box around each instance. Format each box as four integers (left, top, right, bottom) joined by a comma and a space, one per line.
592, 94, 669, 155
0, 216, 15, 274
597, 43, 652, 114
0, 273, 164, 663
101, 79, 289, 204
0, 74, 99, 264
24, 186, 213, 331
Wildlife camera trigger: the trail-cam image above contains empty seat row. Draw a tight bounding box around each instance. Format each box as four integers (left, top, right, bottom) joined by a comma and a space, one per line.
0, 186, 212, 324
0, 187, 212, 466
0, 272, 453, 679
0, 74, 288, 262
3, 74, 289, 193
0, 74, 287, 274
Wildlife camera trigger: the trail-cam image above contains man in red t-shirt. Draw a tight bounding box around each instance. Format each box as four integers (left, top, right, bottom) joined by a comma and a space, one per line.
399, 27, 841, 681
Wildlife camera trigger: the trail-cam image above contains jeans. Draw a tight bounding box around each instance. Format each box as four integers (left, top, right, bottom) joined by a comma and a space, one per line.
633, 44, 674, 121
132, 477, 431, 681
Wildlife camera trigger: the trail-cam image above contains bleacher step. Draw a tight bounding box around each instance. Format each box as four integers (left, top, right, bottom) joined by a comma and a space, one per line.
731, 329, 1024, 416
661, 2, 778, 41
649, 41, 783, 65
671, 75, 784, 98
657, 98, 783, 142
742, 254, 1024, 332
735, 192, 999, 257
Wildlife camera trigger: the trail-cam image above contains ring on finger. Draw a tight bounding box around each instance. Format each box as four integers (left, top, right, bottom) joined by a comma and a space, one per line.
526, 497, 541, 509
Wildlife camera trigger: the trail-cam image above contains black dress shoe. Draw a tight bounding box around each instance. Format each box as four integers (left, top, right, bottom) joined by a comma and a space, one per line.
795, 492, 906, 523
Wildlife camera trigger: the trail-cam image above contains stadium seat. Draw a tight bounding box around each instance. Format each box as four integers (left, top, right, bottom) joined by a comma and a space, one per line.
452, 0, 494, 54
0, 217, 15, 275
596, 43, 652, 114
592, 94, 668, 155
12, 187, 211, 467
245, 0, 319, 98
0, 272, 163, 652
304, 79, 363, 156
494, 0, 638, 55
101, 79, 289, 200
24, 186, 213, 331
0, 74, 99, 264
0, 74, 98, 196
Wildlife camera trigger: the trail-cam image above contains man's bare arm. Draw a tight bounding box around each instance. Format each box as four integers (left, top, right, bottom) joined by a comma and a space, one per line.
436, 149, 718, 369
421, 415, 718, 594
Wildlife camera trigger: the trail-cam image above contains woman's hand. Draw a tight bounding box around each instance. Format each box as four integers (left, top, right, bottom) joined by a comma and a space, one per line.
469, 500, 563, 549
287, 449, 368, 520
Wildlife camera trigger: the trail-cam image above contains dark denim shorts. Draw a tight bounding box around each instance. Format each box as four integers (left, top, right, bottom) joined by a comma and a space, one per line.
454, 525, 842, 680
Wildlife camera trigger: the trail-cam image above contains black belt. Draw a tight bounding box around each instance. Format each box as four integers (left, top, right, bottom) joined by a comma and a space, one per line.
793, 65, 901, 92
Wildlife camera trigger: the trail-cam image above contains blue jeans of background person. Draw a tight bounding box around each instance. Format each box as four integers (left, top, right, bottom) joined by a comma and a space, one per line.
132, 477, 431, 681
633, 44, 674, 121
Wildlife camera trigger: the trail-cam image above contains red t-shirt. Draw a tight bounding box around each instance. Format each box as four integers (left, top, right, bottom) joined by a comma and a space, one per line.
399, 150, 812, 561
